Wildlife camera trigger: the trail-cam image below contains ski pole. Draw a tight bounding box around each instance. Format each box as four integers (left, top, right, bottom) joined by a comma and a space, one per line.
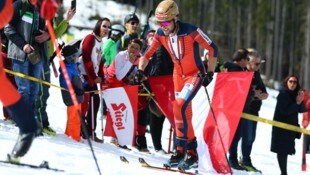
51, 61, 58, 77
91, 95, 95, 141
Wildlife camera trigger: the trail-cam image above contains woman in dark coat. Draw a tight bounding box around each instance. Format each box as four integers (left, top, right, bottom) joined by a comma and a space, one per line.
271, 75, 306, 175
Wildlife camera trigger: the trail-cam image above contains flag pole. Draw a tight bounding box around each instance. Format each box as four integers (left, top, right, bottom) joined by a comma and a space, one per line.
202, 78, 233, 175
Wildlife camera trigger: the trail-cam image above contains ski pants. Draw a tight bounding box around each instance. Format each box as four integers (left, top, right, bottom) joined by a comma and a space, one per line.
35, 59, 50, 127
173, 74, 201, 150
241, 108, 259, 164
66, 104, 81, 141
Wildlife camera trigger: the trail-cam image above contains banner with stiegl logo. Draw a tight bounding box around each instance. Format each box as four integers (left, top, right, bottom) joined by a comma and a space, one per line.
102, 86, 138, 146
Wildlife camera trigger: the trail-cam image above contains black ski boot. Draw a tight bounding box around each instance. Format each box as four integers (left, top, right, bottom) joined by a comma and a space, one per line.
135, 135, 149, 153
8, 132, 36, 163
178, 151, 198, 170
164, 150, 185, 168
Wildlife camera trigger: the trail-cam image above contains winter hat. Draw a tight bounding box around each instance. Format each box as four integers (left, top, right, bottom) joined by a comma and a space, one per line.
111, 24, 125, 36
124, 13, 139, 24
61, 45, 80, 63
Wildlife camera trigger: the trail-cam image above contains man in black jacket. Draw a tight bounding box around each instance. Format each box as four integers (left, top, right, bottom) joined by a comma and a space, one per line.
240, 50, 268, 171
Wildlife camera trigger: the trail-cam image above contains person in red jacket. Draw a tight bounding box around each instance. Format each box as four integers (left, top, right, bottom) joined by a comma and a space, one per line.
135, 0, 218, 170
302, 91, 310, 128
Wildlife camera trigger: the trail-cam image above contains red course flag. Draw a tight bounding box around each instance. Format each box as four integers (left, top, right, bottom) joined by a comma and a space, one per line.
149, 72, 253, 174
148, 75, 175, 127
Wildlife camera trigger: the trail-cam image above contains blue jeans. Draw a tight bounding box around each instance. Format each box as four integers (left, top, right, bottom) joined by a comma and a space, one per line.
35, 59, 50, 127
241, 109, 259, 165
12, 59, 43, 117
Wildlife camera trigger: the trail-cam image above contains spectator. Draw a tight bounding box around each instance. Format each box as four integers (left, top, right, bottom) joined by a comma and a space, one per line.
223, 48, 252, 171
135, 0, 218, 170
78, 17, 110, 143
59, 44, 84, 142
302, 91, 310, 128
104, 39, 146, 151
36, 3, 76, 136
116, 13, 140, 52
271, 75, 306, 175
4, 0, 51, 135
239, 50, 269, 172
102, 24, 125, 67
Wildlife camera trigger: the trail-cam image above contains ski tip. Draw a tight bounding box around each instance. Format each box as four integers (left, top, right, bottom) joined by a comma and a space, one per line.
120, 156, 129, 164
138, 157, 145, 164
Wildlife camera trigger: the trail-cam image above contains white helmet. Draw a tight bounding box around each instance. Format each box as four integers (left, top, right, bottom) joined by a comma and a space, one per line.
111, 24, 125, 36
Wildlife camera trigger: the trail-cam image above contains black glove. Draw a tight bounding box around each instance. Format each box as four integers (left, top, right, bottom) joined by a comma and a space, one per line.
202, 72, 214, 87
134, 69, 145, 84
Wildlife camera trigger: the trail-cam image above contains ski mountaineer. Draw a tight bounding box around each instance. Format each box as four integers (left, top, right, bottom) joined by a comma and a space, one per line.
0, 0, 59, 163
135, 0, 218, 170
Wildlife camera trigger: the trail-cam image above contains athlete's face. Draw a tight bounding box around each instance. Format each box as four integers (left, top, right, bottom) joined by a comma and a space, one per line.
158, 20, 175, 35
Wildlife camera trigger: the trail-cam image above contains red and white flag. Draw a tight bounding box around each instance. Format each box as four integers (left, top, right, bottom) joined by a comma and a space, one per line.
102, 86, 138, 146
149, 72, 253, 174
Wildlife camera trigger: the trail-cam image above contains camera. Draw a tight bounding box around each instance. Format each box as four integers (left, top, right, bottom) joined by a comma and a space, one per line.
71, 0, 76, 10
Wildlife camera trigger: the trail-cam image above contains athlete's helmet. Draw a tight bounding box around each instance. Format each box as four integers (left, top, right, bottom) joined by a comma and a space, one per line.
155, 0, 179, 22
111, 24, 125, 36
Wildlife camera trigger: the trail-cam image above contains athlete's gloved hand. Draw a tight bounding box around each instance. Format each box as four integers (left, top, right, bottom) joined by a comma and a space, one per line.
202, 72, 214, 87
134, 69, 145, 84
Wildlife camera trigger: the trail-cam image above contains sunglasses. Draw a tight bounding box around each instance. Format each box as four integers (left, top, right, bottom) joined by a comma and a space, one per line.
130, 21, 139, 26
288, 80, 297, 84
102, 25, 110, 30
157, 21, 172, 27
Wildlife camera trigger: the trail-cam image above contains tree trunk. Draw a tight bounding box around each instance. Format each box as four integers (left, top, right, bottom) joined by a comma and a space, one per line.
246, 0, 253, 47
272, 0, 280, 84
304, 6, 310, 90
265, 0, 275, 81
277, 3, 286, 81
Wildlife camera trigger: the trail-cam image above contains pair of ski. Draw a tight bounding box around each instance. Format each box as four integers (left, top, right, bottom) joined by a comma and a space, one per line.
0, 160, 64, 172
120, 156, 198, 175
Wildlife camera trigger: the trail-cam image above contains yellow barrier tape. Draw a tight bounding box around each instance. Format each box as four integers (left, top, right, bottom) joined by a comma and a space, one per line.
5, 68, 153, 96
242, 113, 310, 135
4, 68, 67, 91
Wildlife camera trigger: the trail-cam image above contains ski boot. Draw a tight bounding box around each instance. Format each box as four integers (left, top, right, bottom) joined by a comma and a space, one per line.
178, 151, 198, 171
135, 135, 150, 153
163, 150, 185, 168
8, 132, 36, 163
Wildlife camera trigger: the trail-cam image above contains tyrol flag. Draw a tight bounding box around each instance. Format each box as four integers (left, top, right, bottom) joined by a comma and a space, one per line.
102, 86, 138, 146
149, 72, 253, 174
